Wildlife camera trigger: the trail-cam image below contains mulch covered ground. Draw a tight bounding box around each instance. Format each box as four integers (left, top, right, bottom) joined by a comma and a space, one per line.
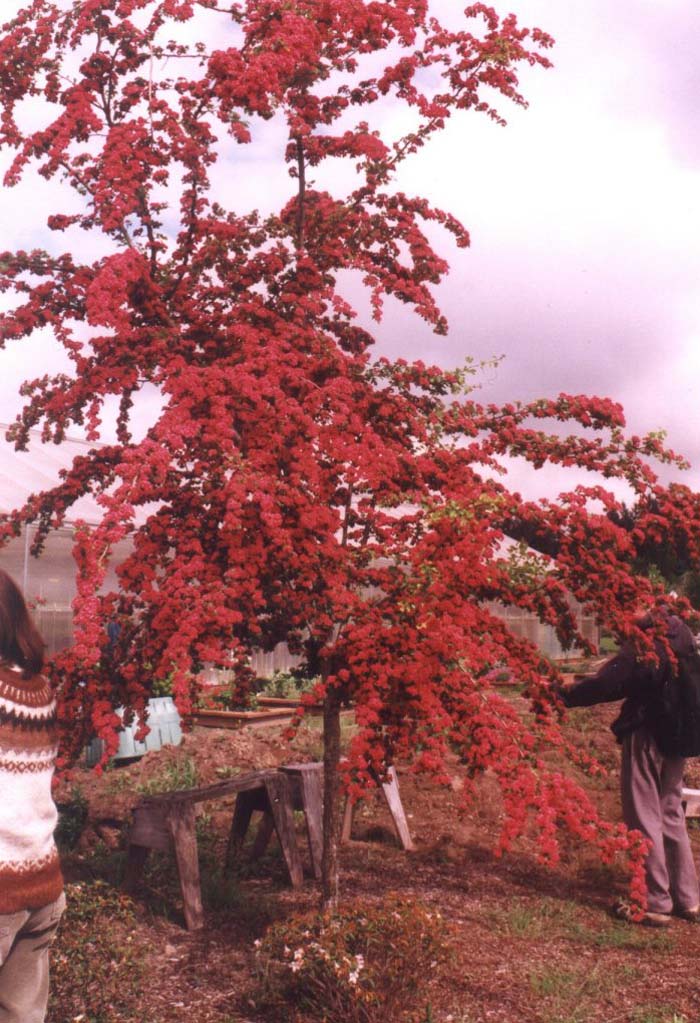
50, 698, 700, 1023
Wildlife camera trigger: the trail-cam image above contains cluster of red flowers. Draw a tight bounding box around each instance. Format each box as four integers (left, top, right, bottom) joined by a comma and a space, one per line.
0, 0, 698, 904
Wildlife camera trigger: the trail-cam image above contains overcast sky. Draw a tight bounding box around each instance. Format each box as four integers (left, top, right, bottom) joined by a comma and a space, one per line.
387, 0, 700, 498
0, 0, 698, 502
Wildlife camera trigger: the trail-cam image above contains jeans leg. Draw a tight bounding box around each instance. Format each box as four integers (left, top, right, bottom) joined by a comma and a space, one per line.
0, 893, 65, 1023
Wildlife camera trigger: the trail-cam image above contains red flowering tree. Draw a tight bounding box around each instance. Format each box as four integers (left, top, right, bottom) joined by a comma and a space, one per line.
1, 0, 700, 906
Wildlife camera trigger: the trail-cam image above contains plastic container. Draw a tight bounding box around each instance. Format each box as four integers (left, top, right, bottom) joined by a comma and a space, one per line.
85, 696, 182, 766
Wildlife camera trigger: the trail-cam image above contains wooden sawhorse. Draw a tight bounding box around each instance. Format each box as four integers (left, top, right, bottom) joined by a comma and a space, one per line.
125, 769, 303, 930
341, 764, 415, 851
244, 762, 415, 875
228, 762, 325, 880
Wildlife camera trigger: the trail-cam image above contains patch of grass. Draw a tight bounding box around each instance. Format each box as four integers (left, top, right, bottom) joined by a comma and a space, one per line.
136, 755, 199, 795
498, 896, 578, 940
497, 896, 675, 953
495, 898, 678, 1023
631, 1010, 688, 1023
529, 966, 582, 998
502, 903, 546, 938
568, 918, 675, 952
528, 961, 619, 1023
194, 813, 276, 924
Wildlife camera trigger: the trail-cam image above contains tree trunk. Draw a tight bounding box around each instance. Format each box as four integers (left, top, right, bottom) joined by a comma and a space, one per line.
321, 684, 342, 911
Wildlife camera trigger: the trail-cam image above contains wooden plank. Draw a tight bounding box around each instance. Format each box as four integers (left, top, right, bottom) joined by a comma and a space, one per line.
166, 803, 204, 931
225, 791, 280, 867
225, 789, 258, 873
263, 773, 304, 888
340, 796, 355, 844
257, 698, 323, 711
128, 804, 172, 851
251, 812, 276, 860
141, 770, 276, 806
192, 715, 242, 730
124, 844, 151, 891
281, 761, 322, 775
380, 766, 415, 852
193, 708, 295, 729
281, 763, 323, 879
337, 762, 414, 851
257, 697, 303, 708
225, 788, 270, 871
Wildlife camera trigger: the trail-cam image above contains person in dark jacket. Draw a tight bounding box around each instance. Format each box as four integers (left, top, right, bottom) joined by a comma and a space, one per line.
561, 608, 700, 927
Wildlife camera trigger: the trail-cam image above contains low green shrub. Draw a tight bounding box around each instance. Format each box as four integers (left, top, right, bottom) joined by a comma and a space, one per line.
253, 895, 450, 1023
135, 755, 198, 795
47, 880, 146, 1023
258, 669, 319, 700
150, 672, 174, 697
54, 786, 89, 851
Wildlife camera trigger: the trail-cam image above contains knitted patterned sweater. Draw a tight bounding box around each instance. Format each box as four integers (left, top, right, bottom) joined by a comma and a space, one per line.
0, 664, 63, 912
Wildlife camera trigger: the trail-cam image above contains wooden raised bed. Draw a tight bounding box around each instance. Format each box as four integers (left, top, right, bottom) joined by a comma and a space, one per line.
193, 688, 324, 729
192, 706, 298, 729
257, 696, 304, 708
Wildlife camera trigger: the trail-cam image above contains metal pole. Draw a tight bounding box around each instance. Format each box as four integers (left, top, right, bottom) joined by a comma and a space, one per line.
22, 523, 29, 595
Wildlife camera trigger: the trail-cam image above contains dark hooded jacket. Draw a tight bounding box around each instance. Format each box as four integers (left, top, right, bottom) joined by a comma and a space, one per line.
562, 614, 697, 743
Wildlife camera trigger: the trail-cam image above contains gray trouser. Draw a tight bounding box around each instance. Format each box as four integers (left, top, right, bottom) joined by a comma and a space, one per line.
621, 728, 699, 914
0, 892, 65, 1023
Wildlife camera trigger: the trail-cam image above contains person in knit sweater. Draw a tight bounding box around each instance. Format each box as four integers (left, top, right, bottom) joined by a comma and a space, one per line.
0, 569, 64, 1022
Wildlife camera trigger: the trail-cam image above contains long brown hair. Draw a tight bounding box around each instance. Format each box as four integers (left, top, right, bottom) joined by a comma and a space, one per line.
0, 570, 45, 678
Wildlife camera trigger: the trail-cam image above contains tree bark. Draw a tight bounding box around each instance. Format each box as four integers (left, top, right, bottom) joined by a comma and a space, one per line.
321, 684, 342, 911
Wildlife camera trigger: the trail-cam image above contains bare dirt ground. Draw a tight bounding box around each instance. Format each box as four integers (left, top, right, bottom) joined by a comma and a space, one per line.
50, 698, 700, 1023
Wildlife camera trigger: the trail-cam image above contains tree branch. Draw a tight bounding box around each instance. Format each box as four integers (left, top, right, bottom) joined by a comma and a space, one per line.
295, 135, 306, 250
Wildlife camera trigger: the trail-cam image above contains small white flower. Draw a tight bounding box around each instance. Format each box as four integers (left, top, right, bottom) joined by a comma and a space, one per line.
347, 953, 365, 986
